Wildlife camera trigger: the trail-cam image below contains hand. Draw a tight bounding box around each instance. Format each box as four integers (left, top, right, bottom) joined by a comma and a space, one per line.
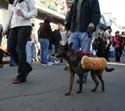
87, 23, 95, 34
16, 9, 24, 17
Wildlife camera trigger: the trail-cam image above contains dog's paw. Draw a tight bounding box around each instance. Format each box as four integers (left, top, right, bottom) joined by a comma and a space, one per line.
65, 92, 71, 96
76, 90, 82, 94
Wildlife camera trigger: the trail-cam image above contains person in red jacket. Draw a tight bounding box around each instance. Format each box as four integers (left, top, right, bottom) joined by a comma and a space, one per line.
113, 31, 122, 62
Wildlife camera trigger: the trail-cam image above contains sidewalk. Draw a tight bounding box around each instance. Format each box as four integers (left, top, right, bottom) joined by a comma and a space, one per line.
108, 55, 125, 63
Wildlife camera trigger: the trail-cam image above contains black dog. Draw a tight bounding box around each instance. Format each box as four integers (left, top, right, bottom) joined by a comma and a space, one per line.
55, 43, 114, 96
0, 49, 4, 68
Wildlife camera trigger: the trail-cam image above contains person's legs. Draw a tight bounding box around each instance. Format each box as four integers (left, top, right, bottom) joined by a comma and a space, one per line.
9, 56, 17, 66
40, 38, 49, 65
68, 32, 80, 51
26, 41, 33, 64
32, 43, 39, 61
0, 49, 4, 67
79, 32, 92, 52
115, 48, 119, 62
39, 39, 42, 63
7, 28, 18, 64
80, 32, 92, 82
14, 26, 32, 83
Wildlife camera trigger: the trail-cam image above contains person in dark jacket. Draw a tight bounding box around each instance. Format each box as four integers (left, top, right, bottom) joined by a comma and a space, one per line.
66, 0, 101, 52
65, 0, 101, 82
38, 17, 53, 66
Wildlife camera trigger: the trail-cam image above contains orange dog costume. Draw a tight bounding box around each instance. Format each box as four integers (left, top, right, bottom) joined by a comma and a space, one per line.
81, 56, 107, 70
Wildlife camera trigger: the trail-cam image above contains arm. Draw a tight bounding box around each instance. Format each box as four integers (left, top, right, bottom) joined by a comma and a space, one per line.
3, 4, 13, 33
91, 0, 101, 27
87, 0, 101, 33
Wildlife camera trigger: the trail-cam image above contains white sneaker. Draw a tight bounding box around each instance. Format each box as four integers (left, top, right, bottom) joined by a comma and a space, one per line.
41, 64, 47, 67
54, 60, 60, 64
48, 62, 54, 66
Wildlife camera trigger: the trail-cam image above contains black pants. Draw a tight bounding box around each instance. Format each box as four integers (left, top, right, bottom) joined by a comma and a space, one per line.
115, 48, 122, 62
8, 26, 32, 81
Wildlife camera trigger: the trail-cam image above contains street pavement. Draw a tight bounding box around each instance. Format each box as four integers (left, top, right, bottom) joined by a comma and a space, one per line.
0, 57, 125, 111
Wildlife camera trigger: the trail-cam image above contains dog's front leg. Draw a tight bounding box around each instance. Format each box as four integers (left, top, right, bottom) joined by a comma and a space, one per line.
76, 75, 83, 94
65, 71, 75, 96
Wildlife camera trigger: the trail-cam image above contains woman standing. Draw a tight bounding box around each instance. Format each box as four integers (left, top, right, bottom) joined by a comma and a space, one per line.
38, 17, 53, 66
3, 0, 37, 84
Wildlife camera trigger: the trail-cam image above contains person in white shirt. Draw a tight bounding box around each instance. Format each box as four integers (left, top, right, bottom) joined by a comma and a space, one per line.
3, 0, 37, 84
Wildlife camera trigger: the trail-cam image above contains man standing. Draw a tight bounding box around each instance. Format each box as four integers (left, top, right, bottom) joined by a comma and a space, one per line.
65, 0, 101, 82
66, 0, 101, 52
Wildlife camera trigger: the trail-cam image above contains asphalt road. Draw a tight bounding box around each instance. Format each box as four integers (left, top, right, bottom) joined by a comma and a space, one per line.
0, 60, 125, 111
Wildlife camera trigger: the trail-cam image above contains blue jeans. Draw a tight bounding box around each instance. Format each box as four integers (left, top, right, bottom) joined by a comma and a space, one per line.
9, 56, 16, 65
39, 38, 49, 64
68, 32, 92, 52
26, 41, 33, 64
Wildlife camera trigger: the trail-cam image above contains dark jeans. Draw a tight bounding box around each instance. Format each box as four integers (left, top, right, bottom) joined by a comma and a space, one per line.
8, 26, 32, 81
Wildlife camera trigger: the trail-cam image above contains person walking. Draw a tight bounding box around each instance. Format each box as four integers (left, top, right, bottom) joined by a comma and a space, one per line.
3, 0, 37, 84
65, 0, 101, 82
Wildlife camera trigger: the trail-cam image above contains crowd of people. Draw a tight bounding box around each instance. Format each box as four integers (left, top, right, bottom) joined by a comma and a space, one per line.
92, 27, 125, 63
0, 0, 125, 84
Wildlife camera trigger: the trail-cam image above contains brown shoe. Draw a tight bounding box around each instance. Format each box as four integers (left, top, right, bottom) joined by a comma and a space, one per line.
12, 79, 26, 84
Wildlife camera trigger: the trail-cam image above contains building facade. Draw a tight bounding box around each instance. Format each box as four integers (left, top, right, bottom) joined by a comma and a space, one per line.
0, 0, 68, 30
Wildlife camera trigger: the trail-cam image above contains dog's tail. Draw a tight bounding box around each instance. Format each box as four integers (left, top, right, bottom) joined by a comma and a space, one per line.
105, 66, 115, 72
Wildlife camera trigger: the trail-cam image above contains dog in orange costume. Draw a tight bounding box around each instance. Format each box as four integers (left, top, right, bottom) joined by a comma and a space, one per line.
56, 43, 114, 96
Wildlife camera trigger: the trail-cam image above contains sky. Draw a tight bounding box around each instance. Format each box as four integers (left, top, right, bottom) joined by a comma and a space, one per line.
99, 0, 125, 26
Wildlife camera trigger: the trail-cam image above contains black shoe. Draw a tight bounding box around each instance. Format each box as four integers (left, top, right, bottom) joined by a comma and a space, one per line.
9, 64, 17, 67
12, 79, 26, 84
